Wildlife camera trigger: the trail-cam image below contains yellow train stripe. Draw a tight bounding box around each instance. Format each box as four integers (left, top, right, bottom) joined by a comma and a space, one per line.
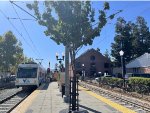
79, 86, 136, 113
11, 84, 45, 113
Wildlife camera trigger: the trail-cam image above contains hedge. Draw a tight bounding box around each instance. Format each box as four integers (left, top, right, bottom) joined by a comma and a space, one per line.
128, 77, 150, 87
100, 77, 123, 87
99, 77, 150, 94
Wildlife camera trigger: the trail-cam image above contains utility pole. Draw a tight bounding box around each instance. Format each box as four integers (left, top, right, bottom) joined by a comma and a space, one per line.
49, 62, 50, 68
64, 46, 70, 102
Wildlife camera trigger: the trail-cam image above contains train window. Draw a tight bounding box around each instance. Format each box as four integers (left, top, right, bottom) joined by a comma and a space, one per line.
17, 68, 37, 78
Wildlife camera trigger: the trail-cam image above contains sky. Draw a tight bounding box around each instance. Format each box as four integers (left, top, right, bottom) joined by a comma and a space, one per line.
0, 1, 150, 69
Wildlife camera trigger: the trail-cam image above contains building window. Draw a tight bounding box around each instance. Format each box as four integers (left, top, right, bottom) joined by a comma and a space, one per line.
133, 68, 139, 73
90, 63, 96, 76
76, 62, 81, 68
90, 63, 96, 68
90, 56, 95, 61
104, 63, 109, 68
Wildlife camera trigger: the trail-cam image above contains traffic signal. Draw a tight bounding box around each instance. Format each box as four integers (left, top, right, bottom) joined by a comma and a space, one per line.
49, 62, 50, 67
47, 68, 50, 74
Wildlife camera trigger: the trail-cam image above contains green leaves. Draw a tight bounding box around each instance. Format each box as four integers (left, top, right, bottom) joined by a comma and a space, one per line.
26, 1, 120, 50
109, 14, 115, 19
26, 4, 33, 10
111, 16, 150, 66
104, 2, 110, 10
0, 31, 23, 72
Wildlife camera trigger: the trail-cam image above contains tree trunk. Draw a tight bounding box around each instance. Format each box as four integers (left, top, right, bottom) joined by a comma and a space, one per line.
69, 48, 77, 111
65, 46, 70, 101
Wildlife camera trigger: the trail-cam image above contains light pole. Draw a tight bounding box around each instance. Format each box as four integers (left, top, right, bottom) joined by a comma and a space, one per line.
56, 52, 65, 71
56, 52, 64, 62
82, 64, 85, 81
49, 62, 50, 68
56, 52, 65, 97
118, 21, 126, 88
119, 50, 126, 88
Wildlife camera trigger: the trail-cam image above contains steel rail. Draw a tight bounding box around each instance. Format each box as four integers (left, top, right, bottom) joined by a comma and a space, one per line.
79, 82, 150, 113
0, 90, 30, 113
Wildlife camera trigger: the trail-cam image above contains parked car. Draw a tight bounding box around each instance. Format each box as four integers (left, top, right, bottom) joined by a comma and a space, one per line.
9, 75, 16, 81
104, 75, 112, 77
95, 77, 100, 82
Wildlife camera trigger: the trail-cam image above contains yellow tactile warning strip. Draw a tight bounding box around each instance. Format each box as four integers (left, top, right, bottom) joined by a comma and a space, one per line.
11, 84, 45, 113
79, 86, 136, 113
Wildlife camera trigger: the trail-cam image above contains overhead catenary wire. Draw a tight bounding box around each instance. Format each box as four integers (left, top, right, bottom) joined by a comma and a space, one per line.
10, 1, 41, 58
9, 1, 50, 67
9, 1, 118, 49
11, 1, 150, 65
0, 9, 40, 60
7, 2, 124, 64
10, 1, 37, 20
8, 17, 36, 21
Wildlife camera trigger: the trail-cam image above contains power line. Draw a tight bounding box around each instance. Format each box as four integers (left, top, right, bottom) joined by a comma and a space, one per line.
10, 1, 37, 20
0, 9, 39, 59
11, 1, 41, 58
8, 17, 36, 21
9, 1, 121, 66
9, 1, 118, 48
9, 1, 49, 67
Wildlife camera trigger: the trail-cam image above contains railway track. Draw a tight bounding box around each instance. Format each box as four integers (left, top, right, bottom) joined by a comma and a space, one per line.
79, 81, 150, 113
0, 90, 30, 113
0, 82, 15, 91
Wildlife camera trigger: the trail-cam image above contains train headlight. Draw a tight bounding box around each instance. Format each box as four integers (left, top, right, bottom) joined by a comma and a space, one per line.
34, 80, 36, 83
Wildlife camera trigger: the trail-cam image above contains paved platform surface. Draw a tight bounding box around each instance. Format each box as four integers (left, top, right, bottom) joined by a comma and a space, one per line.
11, 82, 135, 113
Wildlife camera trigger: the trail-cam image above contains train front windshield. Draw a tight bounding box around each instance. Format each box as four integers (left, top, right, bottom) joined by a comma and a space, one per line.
17, 68, 37, 78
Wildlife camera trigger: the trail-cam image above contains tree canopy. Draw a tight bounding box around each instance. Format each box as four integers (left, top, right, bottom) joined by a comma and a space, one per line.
0, 31, 23, 72
104, 49, 110, 59
111, 16, 150, 67
27, 1, 121, 52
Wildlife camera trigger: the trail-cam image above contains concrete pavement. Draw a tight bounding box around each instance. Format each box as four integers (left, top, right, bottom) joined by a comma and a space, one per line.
11, 82, 135, 113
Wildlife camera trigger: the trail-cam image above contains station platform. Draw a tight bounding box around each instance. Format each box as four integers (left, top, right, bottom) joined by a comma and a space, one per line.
11, 82, 136, 113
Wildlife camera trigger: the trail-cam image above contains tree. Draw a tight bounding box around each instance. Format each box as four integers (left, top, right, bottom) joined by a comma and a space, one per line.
24, 57, 34, 63
132, 16, 150, 58
111, 17, 133, 66
0, 31, 23, 73
27, 1, 121, 69
10, 52, 24, 74
111, 16, 150, 67
26, 1, 121, 111
104, 49, 110, 59
96, 48, 100, 52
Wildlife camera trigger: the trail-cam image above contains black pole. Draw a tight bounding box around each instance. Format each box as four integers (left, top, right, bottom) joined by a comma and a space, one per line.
120, 35, 126, 88
121, 55, 126, 88
121, 56, 124, 87
123, 56, 126, 88
82, 66, 84, 81
72, 75, 76, 111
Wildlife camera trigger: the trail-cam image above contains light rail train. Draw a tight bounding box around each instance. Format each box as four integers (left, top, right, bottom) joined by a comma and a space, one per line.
15, 62, 46, 89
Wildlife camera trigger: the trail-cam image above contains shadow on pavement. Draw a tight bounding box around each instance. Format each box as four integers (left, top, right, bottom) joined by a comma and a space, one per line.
37, 82, 51, 90
79, 104, 102, 113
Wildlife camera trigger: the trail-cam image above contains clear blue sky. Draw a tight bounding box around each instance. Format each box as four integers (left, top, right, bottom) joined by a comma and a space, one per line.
0, 1, 150, 69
